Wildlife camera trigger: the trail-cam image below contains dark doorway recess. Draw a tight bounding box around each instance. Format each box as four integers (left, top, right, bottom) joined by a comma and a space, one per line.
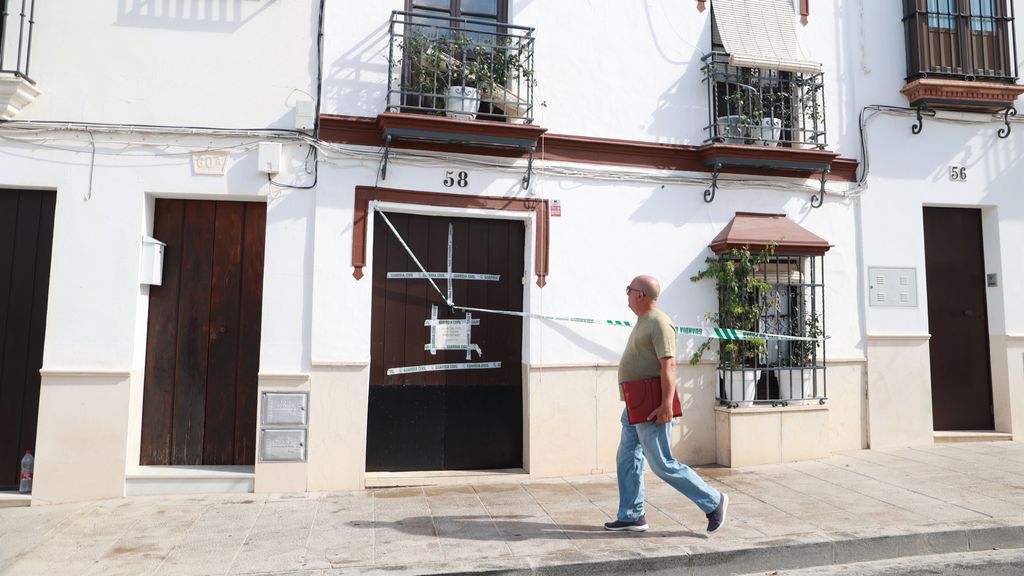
367, 211, 524, 472
923, 207, 994, 431
140, 199, 266, 466
0, 189, 56, 490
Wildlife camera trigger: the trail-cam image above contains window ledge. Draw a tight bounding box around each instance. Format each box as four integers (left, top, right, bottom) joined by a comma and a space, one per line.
0, 75, 40, 120
697, 142, 838, 175
901, 78, 1024, 112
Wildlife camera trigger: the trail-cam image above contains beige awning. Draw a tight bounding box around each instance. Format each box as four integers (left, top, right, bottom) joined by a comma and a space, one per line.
712, 0, 821, 74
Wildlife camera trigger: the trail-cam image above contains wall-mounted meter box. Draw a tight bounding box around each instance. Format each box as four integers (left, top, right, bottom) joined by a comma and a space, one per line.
140, 236, 166, 285
868, 266, 918, 307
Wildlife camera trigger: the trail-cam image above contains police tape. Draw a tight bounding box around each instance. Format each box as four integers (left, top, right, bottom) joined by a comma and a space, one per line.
375, 205, 822, 344
454, 305, 821, 343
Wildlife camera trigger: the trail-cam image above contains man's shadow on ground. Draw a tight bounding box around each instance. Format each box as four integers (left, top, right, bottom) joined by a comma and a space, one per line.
348, 515, 706, 540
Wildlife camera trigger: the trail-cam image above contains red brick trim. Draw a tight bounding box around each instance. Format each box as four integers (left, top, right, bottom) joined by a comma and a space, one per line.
353, 186, 549, 287
800, 0, 809, 25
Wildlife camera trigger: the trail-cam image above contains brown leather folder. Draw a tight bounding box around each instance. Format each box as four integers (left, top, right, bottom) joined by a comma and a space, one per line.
620, 376, 682, 425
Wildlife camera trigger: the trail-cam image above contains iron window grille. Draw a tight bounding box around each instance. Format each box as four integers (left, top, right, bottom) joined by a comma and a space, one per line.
701, 52, 826, 149
717, 254, 826, 407
0, 0, 36, 82
903, 0, 1018, 82
386, 10, 535, 123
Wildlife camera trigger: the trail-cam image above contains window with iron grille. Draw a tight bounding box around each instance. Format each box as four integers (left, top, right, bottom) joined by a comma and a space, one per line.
702, 9, 826, 149
903, 0, 1018, 82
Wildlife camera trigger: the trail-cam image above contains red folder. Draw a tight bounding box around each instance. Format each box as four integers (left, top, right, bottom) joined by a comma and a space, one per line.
621, 377, 682, 425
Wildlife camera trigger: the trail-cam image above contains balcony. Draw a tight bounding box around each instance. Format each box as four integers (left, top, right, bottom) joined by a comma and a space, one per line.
0, 0, 39, 120
901, 0, 1024, 111
702, 52, 826, 150
386, 10, 535, 124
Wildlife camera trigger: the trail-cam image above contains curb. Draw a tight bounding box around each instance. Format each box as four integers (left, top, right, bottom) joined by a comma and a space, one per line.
409, 522, 1024, 576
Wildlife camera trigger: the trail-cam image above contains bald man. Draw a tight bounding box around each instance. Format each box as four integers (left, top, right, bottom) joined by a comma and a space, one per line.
603, 275, 728, 533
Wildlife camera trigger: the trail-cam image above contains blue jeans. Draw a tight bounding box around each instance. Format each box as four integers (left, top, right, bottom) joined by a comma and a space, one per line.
616, 408, 721, 520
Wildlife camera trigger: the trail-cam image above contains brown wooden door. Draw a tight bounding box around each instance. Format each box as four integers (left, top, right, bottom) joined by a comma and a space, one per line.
924, 207, 994, 431
140, 199, 266, 466
367, 212, 524, 472
0, 189, 55, 489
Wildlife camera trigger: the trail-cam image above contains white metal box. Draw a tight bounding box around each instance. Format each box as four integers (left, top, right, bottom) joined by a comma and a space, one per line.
139, 236, 166, 285
257, 142, 282, 174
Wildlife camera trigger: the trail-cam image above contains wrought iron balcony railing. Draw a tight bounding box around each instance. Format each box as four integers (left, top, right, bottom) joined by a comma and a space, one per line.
0, 0, 36, 82
701, 52, 826, 149
386, 10, 535, 124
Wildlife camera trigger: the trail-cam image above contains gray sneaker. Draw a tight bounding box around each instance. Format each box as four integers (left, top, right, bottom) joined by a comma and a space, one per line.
706, 493, 729, 533
603, 515, 648, 532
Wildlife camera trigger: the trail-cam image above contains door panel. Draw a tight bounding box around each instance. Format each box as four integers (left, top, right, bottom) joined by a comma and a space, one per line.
0, 189, 55, 489
923, 207, 994, 431
140, 199, 265, 466
367, 212, 524, 472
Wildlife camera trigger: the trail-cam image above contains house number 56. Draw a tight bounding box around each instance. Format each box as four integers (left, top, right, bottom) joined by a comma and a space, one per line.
949, 166, 967, 181
444, 170, 469, 188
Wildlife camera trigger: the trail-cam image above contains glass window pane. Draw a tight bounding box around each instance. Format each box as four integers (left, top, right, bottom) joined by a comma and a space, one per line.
412, 0, 452, 11
461, 0, 498, 16
969, 0, 996, 31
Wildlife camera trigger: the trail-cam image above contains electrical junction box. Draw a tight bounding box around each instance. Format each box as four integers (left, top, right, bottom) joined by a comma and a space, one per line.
868, 266, 918, 307
139, 236, 166, 285
294, 100, 315, 132
258, 142, 282, 174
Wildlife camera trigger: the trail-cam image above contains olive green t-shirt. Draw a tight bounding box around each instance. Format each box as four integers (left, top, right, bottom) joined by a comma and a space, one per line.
617, 309, 677, 399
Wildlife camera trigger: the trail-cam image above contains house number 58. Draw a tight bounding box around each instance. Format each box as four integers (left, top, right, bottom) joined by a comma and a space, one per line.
949, 166, 967, 181
444, 170, 469, 188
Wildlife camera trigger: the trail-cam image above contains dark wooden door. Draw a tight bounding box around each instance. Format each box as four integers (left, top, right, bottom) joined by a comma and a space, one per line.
367, 212, 524, 471
140, 199, 266, 466
0, 189, 55, 490
924, 207, 994, 431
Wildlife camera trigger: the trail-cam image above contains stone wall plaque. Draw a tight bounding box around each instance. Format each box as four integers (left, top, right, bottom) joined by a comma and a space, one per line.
261, 392, 308, 427
259, 429, 307, 462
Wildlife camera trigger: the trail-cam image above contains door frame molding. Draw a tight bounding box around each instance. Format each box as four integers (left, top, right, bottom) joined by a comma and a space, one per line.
352, 186, 549, 286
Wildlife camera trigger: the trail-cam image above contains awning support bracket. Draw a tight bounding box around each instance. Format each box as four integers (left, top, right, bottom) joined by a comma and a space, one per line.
911, 105, 929, 135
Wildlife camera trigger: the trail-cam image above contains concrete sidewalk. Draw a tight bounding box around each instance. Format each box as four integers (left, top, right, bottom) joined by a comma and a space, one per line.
2, 442, 1024, 576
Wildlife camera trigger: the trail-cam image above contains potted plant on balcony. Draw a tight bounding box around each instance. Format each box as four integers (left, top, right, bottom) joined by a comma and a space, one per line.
401, 32, 481, 119
689, 245, 774, 407
475, 39, 534, 123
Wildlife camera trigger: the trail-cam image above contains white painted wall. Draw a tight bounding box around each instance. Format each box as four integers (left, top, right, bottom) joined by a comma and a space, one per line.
24, 0, 318, 128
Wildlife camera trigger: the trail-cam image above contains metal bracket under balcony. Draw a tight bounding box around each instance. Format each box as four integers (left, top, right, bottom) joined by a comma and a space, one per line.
697, 143, 837, 207
376, 113, 547, 189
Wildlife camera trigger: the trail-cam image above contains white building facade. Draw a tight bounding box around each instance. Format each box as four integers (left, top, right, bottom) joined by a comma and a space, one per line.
0, 0, 1022, 504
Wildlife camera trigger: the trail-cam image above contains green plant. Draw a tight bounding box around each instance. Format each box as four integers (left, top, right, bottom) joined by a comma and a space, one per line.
689, 245, 776, 369
788, 309, 823, 367
401, 31, 533, 100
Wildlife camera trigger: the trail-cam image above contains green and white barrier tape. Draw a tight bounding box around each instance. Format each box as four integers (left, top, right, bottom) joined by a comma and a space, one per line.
375, 205, 823, 344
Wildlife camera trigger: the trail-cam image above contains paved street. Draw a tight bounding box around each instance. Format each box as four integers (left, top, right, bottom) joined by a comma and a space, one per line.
2, 442, 1024, 575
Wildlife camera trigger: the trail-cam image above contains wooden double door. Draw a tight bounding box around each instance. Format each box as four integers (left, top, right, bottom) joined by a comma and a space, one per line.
140, 199, 266, 466
923, 207, 994, 431
0, 190, 55, 489
367, 212, 524, 472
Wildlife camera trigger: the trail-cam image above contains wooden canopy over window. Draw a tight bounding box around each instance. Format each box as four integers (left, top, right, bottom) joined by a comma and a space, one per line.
709, 212, 831, 256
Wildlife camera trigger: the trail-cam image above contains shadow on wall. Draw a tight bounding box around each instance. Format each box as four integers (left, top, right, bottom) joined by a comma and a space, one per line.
647, 6, 713, 142
115, 0, 278, 32
324, 21, 391, 118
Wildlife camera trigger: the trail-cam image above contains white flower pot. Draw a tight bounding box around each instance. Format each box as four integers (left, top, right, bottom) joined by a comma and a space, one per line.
445, 86, 479, 119
716, 115, 747, 144
719, 369, 760, 407
759, 118, 783, 146
776, 369, 812, 404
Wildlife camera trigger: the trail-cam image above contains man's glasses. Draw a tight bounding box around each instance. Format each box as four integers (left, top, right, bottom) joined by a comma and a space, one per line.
625, 286, 644, 295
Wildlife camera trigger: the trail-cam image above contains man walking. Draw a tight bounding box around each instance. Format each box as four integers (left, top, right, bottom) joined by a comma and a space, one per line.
604, 275, 728, 533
